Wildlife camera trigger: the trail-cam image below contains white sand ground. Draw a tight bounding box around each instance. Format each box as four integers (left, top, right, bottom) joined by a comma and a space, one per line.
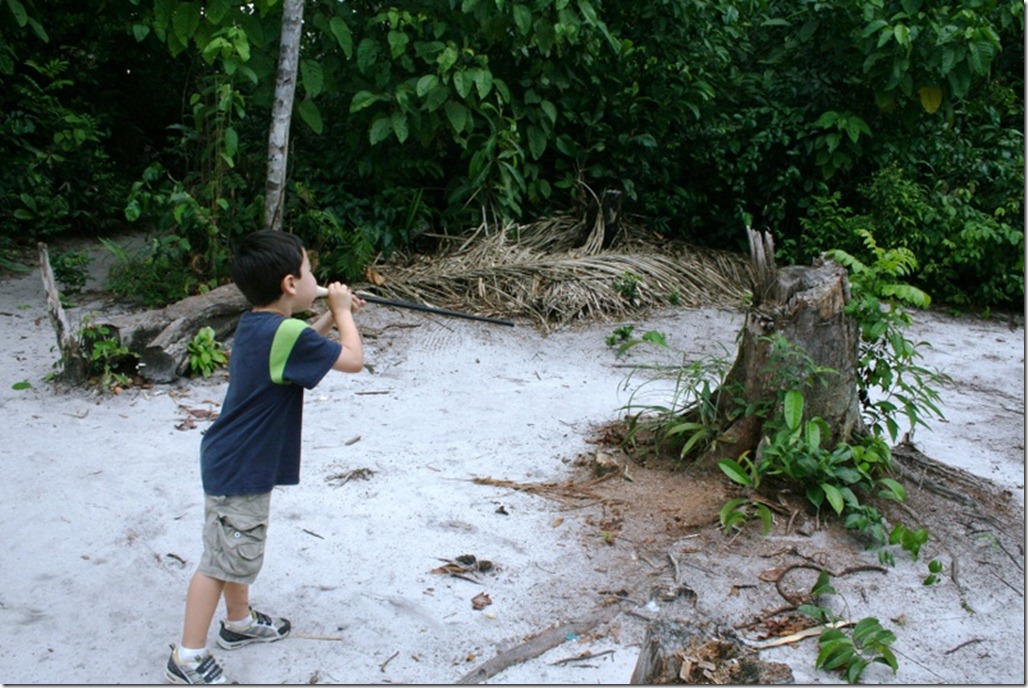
0, 239, 1023, 685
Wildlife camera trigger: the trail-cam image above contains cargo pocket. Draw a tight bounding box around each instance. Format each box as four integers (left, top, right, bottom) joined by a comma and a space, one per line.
216, 512, 268, 579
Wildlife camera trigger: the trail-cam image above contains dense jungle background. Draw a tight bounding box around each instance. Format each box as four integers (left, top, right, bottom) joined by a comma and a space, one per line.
0, 0, 1023, 312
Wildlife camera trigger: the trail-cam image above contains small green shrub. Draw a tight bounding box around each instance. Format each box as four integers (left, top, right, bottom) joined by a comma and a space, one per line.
800, 572, 898, 684
79, 318, 137, 391
52, 248, 91, 294
613, 271, 642, 301
187, 326, 228, 378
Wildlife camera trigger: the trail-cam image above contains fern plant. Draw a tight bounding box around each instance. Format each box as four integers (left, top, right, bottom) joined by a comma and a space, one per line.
827, 230, 947, 442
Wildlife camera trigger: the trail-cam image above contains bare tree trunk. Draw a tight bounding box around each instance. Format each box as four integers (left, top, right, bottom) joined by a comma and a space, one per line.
701, 229, 864, 462
38, 243, 87, 382
264, 0, 305, 232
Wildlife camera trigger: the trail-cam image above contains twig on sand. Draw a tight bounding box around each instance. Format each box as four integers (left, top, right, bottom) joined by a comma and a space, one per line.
550, 649, 615, 666
740, 621, 855, 650
944, 637, 985, 655
469, 474, 618, 507
380, 651, 400, 672
293, 633, 344, 641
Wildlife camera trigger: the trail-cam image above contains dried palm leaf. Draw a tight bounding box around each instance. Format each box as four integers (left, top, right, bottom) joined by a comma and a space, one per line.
362, 216, 750, 330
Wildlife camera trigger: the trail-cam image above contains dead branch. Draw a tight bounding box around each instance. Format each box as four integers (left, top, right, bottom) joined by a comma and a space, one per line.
38, 242, 87, 382
456, 613, 612, 684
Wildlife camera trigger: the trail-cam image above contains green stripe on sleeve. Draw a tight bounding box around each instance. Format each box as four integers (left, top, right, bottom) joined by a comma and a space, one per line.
269, 319, 310, 385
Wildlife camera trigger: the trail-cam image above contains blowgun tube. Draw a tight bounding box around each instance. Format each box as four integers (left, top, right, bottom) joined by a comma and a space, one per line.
314, 285, 514, 327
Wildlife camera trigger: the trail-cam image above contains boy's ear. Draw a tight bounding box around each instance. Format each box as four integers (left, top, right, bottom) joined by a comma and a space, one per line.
281, 273, 297, 295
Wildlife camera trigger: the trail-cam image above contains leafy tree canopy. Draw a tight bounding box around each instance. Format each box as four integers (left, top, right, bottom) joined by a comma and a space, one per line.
0, 0, 1022, 310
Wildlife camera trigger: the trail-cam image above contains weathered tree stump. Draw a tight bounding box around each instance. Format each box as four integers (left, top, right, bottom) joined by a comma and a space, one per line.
630, 620, 793, 684
699, 229, 863, 462
38, 243, 87, 383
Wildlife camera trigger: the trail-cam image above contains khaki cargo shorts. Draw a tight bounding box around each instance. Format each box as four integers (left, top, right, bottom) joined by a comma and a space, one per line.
198, 492, 271, 585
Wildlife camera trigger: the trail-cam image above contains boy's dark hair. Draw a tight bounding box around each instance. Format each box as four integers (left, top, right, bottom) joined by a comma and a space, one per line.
230, 230, 305, 306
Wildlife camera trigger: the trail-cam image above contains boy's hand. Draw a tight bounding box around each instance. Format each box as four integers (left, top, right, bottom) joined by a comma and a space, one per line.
325, 282, 366, 315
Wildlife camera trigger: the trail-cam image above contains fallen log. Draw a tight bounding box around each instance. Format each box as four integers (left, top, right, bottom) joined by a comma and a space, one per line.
108, 282, 250, 382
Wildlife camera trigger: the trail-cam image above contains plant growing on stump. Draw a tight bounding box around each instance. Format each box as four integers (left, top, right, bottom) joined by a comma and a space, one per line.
622, 229, 946, 558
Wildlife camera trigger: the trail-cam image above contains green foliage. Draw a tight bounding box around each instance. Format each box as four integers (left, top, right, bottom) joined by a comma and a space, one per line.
619, 342, 735, 461
800, 572, 899, 684
186, 326, 227, 378
78, 317, 138, 391
612, 271, 642, 302
0, 55, 122, 243
923, 559, 944, 586
51, 248, 90, 294
829, 231, 948, 443
719, 495, 773, 536
0, 0, 1021, 314
621, 257, 944, 558
101, 234, 211, 308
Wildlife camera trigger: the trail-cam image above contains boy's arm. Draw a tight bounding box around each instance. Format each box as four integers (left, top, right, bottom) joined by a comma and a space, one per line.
322, 283, 365, 373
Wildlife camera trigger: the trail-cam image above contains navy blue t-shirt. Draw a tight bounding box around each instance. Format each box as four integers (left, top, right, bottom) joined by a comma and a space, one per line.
200, 311, 342, 496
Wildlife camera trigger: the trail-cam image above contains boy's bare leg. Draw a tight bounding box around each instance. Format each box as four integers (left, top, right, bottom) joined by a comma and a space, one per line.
222, 581, 251, 623
181, 570, 227, 649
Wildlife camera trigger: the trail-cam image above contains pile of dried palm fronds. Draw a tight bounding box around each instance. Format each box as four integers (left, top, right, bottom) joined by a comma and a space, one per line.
362, 211, 751, 330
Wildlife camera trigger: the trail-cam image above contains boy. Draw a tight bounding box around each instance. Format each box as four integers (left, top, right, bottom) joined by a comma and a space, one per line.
166, 230, 365, 684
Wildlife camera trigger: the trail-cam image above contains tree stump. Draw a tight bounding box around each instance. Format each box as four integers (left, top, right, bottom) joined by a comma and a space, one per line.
38, 243, 87, 383
701, 229, 864, 462
630, 620, 793, 684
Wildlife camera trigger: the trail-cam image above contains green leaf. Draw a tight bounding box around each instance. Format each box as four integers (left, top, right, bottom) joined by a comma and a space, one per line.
387, 29, 409, 58
350, 90, 382, 114
444, 100, 469, 133
718, 460, 751, 486
540, 100, 557, 125
804, 420, 822, 449
425, 85, 450, 111
453, 69, 472, 98
297, 100, 323, 134
391, 110, 409, 143
206, 0, 230, 24
6, 0, 27, 26
719, 498, 748, 527
416, 74, 439, 97
755, 503, 773, 535
12, 380, 32, 390
329, 16, 353, 58
821, 482, 845, 515
172, 2, 201, 46
300, 59, 324, 98
810, 570, 836, 597
471, 68, 493, 99
513, 4, 532, 35
783, 390, 804, 431
369, 116, 392, 145
877, 477, 906, 501
526, 124, 547, 159
640, 330, 667, 347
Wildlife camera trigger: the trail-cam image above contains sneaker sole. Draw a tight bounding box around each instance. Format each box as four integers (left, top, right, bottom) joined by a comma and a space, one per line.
216, 629, 291, 651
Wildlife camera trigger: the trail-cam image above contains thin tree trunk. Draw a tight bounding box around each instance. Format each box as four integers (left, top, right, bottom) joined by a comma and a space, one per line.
264, 0, 305, 231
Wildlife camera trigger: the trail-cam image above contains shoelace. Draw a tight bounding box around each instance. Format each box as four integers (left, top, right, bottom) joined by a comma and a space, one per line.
195, 654, 224, 682
252, 609, 273, 628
